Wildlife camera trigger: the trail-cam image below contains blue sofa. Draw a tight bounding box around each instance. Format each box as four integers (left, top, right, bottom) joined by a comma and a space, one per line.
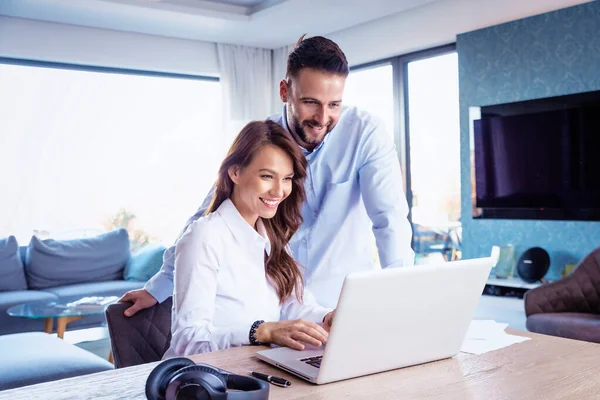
0, 229, 162, 335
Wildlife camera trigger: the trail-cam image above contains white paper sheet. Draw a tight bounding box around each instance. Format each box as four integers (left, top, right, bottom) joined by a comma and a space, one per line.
460, 320, 530, 355
465, 320, 509, 339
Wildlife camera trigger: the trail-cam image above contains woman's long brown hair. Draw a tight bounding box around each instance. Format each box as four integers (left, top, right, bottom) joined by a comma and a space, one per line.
206, 120, 307, 303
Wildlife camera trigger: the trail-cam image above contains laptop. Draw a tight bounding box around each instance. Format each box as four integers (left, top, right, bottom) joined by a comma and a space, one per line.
256, 257, 493, 384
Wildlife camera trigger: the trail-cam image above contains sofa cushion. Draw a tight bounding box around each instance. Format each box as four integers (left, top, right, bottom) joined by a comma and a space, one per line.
124, 244, 166, 281
0, 332, 113, 390
25, 228, 131, 289
0, 236, 27, 291
0, 290, 60, 335
42, 280, 146, 299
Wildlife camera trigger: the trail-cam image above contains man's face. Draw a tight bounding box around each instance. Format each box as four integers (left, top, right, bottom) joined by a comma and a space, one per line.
280, 68, 346, 151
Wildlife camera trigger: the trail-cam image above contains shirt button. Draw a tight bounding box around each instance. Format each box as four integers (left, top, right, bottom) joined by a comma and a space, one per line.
302, 238, 307, 243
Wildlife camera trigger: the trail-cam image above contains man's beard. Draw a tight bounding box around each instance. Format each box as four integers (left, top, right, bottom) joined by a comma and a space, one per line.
292, 116, 332, 146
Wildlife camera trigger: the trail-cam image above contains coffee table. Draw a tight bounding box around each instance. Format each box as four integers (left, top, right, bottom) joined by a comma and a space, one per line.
7, 296, 117, 339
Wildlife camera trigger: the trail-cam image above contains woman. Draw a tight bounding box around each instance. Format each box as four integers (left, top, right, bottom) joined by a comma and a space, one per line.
163, 120, 334, 358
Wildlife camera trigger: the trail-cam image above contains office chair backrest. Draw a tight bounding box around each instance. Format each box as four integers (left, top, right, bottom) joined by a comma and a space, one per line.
105, 297, 172, 368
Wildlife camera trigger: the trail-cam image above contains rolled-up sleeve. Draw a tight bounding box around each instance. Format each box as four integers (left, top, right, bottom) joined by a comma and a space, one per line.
169, 223, 250, 357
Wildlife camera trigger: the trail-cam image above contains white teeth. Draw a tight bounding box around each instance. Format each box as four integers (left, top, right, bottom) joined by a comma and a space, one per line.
261, 198, 278, 206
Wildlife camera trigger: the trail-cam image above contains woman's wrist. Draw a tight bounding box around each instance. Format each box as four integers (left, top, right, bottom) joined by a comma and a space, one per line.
255, 321, 272, 343
249, 320, 265, 345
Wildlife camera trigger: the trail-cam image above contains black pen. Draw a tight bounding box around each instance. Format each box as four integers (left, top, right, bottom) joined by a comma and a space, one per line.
249, 371, 291, 387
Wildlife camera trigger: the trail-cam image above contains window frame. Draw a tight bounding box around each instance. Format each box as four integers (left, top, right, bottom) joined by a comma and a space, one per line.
350, 44, 457, 227
0, 57, 219, 83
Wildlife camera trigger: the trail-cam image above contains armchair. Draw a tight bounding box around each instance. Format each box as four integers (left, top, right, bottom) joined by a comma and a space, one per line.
524, 248, 600, 343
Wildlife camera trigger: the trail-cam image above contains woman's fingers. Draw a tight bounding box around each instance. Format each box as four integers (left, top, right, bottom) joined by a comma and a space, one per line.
271, 319, 331, 350
299, 325, 328, 345
281, 336, 305, 351
291, 331, 324, 348
311, 322, 329, 338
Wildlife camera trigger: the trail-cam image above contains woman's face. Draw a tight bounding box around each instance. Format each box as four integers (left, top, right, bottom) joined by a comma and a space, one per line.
229, 144, 294, 227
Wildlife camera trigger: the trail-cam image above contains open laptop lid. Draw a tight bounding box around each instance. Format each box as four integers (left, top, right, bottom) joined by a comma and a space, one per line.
257, 258, 493, 384
315, 258, 493, 384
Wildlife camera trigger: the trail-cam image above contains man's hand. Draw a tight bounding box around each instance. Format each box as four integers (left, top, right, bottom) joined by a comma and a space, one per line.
119, 289, 158, 317
256, 319, 329, 351
322, 310, 336, 333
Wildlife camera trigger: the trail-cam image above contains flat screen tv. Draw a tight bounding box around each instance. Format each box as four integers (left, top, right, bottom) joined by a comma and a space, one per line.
471, 90, 600, 221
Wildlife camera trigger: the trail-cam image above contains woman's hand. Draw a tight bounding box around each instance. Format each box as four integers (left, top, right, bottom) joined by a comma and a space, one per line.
322, 310, 336, 332
256, 319, 329, 350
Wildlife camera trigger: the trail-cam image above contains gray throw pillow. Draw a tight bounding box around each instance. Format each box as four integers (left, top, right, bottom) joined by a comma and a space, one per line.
0, 236, 28, 291
25, 228, 131, 289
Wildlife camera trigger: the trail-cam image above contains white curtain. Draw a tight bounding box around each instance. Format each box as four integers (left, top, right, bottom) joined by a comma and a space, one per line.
271, 44, 295, 115
217, 43, 273, 149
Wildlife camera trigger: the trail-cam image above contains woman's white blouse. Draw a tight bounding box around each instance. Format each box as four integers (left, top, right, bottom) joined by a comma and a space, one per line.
163, 199, 331, 358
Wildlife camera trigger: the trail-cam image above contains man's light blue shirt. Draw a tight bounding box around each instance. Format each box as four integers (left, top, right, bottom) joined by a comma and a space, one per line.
145, 105, 414, 308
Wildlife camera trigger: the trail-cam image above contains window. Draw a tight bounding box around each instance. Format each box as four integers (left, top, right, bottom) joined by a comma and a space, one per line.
344, 64, 394, 139
347, 46, 460, 264
407, 53, 460, 225
0, 61, 222, 249
406, 52, 461, 263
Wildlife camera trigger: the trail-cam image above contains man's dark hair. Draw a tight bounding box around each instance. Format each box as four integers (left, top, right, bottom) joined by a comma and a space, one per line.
286, 34, 349, 79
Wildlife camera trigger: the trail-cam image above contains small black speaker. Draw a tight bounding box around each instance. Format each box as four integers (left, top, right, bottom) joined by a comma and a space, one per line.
516, 247, 550, 283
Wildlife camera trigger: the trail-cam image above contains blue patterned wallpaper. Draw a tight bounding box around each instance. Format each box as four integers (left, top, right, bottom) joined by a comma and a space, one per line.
457, 2, 600, 280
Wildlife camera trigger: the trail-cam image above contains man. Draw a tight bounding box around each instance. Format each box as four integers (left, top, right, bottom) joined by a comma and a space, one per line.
121, 35, 414, 313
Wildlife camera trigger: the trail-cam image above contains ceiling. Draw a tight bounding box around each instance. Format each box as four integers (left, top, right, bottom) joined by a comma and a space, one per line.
0, 0, 440, 49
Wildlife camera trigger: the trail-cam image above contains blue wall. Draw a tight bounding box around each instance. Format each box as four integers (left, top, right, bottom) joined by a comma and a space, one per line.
457, 2, 600, 279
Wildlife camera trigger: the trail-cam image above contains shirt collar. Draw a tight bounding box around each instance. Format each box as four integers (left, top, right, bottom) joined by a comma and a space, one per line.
216, 199, 271, 256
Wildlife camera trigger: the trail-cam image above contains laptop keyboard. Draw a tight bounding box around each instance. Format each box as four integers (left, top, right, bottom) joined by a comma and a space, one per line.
300, 355, 323, 368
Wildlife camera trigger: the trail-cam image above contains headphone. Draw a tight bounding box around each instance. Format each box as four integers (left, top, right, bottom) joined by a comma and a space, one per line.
146, 357, 270, 400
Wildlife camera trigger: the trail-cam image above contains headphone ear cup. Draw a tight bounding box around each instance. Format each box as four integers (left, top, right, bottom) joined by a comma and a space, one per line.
146, 357, 196, 400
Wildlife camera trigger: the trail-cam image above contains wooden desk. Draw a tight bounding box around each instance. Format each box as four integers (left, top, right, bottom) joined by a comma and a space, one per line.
2, 330, 600, 399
